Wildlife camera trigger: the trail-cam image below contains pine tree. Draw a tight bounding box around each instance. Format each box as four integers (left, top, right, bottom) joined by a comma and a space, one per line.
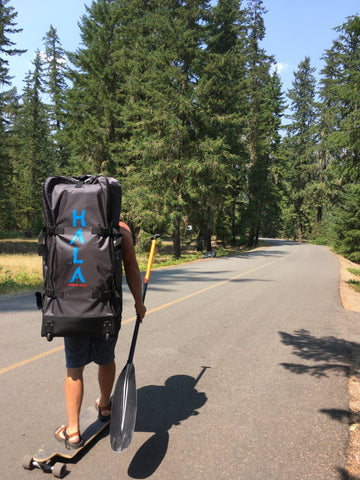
11, 53, 52, 231
65, 0, 125, 175
327, 16, 360, 181
42, 25, 69, 170
333, 183, 360, 263
243, 0, 283, 246
0, 0, 25, 86
195, 0, 248, 247
258, 71, 286, 237
318, 15, 360, 256
314, 44, 341, 235
116, 0, 211, 257
285, 57, 317, 242
0, 0, 26, 230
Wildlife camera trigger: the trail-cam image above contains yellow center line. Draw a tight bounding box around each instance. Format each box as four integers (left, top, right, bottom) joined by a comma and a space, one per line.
0, 246, 298, 376
0, 346, 65, 375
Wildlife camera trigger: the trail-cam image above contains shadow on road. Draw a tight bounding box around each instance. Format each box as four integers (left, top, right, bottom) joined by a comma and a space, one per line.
279, 329, 360, 479
0, 292, 37, 312
279, 329, 352, 379
278, 328, 359, 423
128, 367, 209, 479
47, 368, 208, 478
337, 468, 360, 480
320, 408, 353, 424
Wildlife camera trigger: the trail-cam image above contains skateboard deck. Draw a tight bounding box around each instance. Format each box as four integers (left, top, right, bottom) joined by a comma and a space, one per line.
23, 405, 109, 477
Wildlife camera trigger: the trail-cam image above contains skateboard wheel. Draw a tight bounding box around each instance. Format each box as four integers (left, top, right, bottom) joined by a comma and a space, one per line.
23, 454, 34, 470
53, 462, 66, 478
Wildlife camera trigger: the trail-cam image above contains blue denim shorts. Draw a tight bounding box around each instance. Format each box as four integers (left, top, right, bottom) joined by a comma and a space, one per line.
64, 335, 118, 368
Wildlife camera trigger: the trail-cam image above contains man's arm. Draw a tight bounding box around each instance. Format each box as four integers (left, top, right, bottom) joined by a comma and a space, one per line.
120, 222, 146, 321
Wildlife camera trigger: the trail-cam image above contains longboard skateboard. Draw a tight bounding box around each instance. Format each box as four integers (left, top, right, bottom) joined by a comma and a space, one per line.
23, 405, 109, 478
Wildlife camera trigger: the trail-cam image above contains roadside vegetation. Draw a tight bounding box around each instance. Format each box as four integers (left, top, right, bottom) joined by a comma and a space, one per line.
0, 236, 261, 296
347, 268, 360, 293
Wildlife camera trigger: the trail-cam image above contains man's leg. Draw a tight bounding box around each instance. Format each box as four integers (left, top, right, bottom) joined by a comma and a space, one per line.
64, 366, 84, 443
97, 360, 116, 416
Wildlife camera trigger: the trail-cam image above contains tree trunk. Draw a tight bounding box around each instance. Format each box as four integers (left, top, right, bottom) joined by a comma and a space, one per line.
317, 206, 322, 234
231, 201, 237, 246
173, 216, 181, 259
196, 233, 204, 252
255, 225, 260, 247
248, 233, 256, 247
206, 226, 212, 252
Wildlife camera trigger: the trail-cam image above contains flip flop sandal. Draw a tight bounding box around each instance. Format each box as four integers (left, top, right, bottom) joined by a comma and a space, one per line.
96, 399, 112, 422
54, 425, 84, 450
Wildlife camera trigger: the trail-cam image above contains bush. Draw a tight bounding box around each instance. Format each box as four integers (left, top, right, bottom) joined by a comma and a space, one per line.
333, 184, 360, 263
348, 251, 360, 264
348, 279, 360, 293
136, 232, 162, 253
311, 235, 329, 246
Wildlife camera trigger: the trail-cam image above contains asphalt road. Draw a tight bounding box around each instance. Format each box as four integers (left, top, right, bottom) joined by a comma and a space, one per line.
1, 240, 360, 480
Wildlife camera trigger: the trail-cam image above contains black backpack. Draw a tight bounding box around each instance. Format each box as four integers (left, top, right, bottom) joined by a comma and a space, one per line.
36, 175, 122, 342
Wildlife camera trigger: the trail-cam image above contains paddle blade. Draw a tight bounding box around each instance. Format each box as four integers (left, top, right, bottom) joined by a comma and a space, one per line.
110, 362, 137, 452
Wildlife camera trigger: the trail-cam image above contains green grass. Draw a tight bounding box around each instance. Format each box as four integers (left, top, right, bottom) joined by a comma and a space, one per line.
347, 267, 360, 293
137, 253, 203, 271
0, 266, 43, 295
348, 279, 360, 293
348, 268, 360, 277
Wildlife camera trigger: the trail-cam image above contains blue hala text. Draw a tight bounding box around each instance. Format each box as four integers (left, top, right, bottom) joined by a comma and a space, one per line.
68, 210, 87, 287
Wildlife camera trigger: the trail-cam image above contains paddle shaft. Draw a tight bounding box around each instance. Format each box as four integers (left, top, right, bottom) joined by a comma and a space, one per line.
127, 234, 160, 364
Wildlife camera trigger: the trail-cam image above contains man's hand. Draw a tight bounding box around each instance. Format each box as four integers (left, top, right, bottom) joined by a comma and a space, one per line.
135, 301, 146, 322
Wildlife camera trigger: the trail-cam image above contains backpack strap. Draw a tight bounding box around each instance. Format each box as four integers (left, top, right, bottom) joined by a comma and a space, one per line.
45, 226, 65, 235
38, 226, 65, 255
45, 288, 64, 299
92, 290, 120, 302
91, 226, 120, 237
91, 226, 122, 250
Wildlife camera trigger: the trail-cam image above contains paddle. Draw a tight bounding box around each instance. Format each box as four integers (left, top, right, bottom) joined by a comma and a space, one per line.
110, 234, 160, 453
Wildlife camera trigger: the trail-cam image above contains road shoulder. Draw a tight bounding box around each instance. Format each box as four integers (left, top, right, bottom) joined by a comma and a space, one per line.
336, 253, 360, 478
337, 253, 360, 314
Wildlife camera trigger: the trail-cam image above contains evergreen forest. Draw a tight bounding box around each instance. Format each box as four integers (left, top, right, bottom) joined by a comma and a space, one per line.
1, 0, 359, 261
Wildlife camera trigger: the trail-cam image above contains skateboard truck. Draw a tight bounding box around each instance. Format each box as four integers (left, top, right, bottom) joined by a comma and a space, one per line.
23, 455, 66, 478
23, 405, 109, 478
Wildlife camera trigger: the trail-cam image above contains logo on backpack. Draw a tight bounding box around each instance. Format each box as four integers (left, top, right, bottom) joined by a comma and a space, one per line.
68, 209, 87, 287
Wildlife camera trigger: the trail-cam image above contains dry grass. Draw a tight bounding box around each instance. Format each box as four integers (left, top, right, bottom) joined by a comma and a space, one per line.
0, 253, 43, 294
0, 236, 252, 294
1, 253, 42, 277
